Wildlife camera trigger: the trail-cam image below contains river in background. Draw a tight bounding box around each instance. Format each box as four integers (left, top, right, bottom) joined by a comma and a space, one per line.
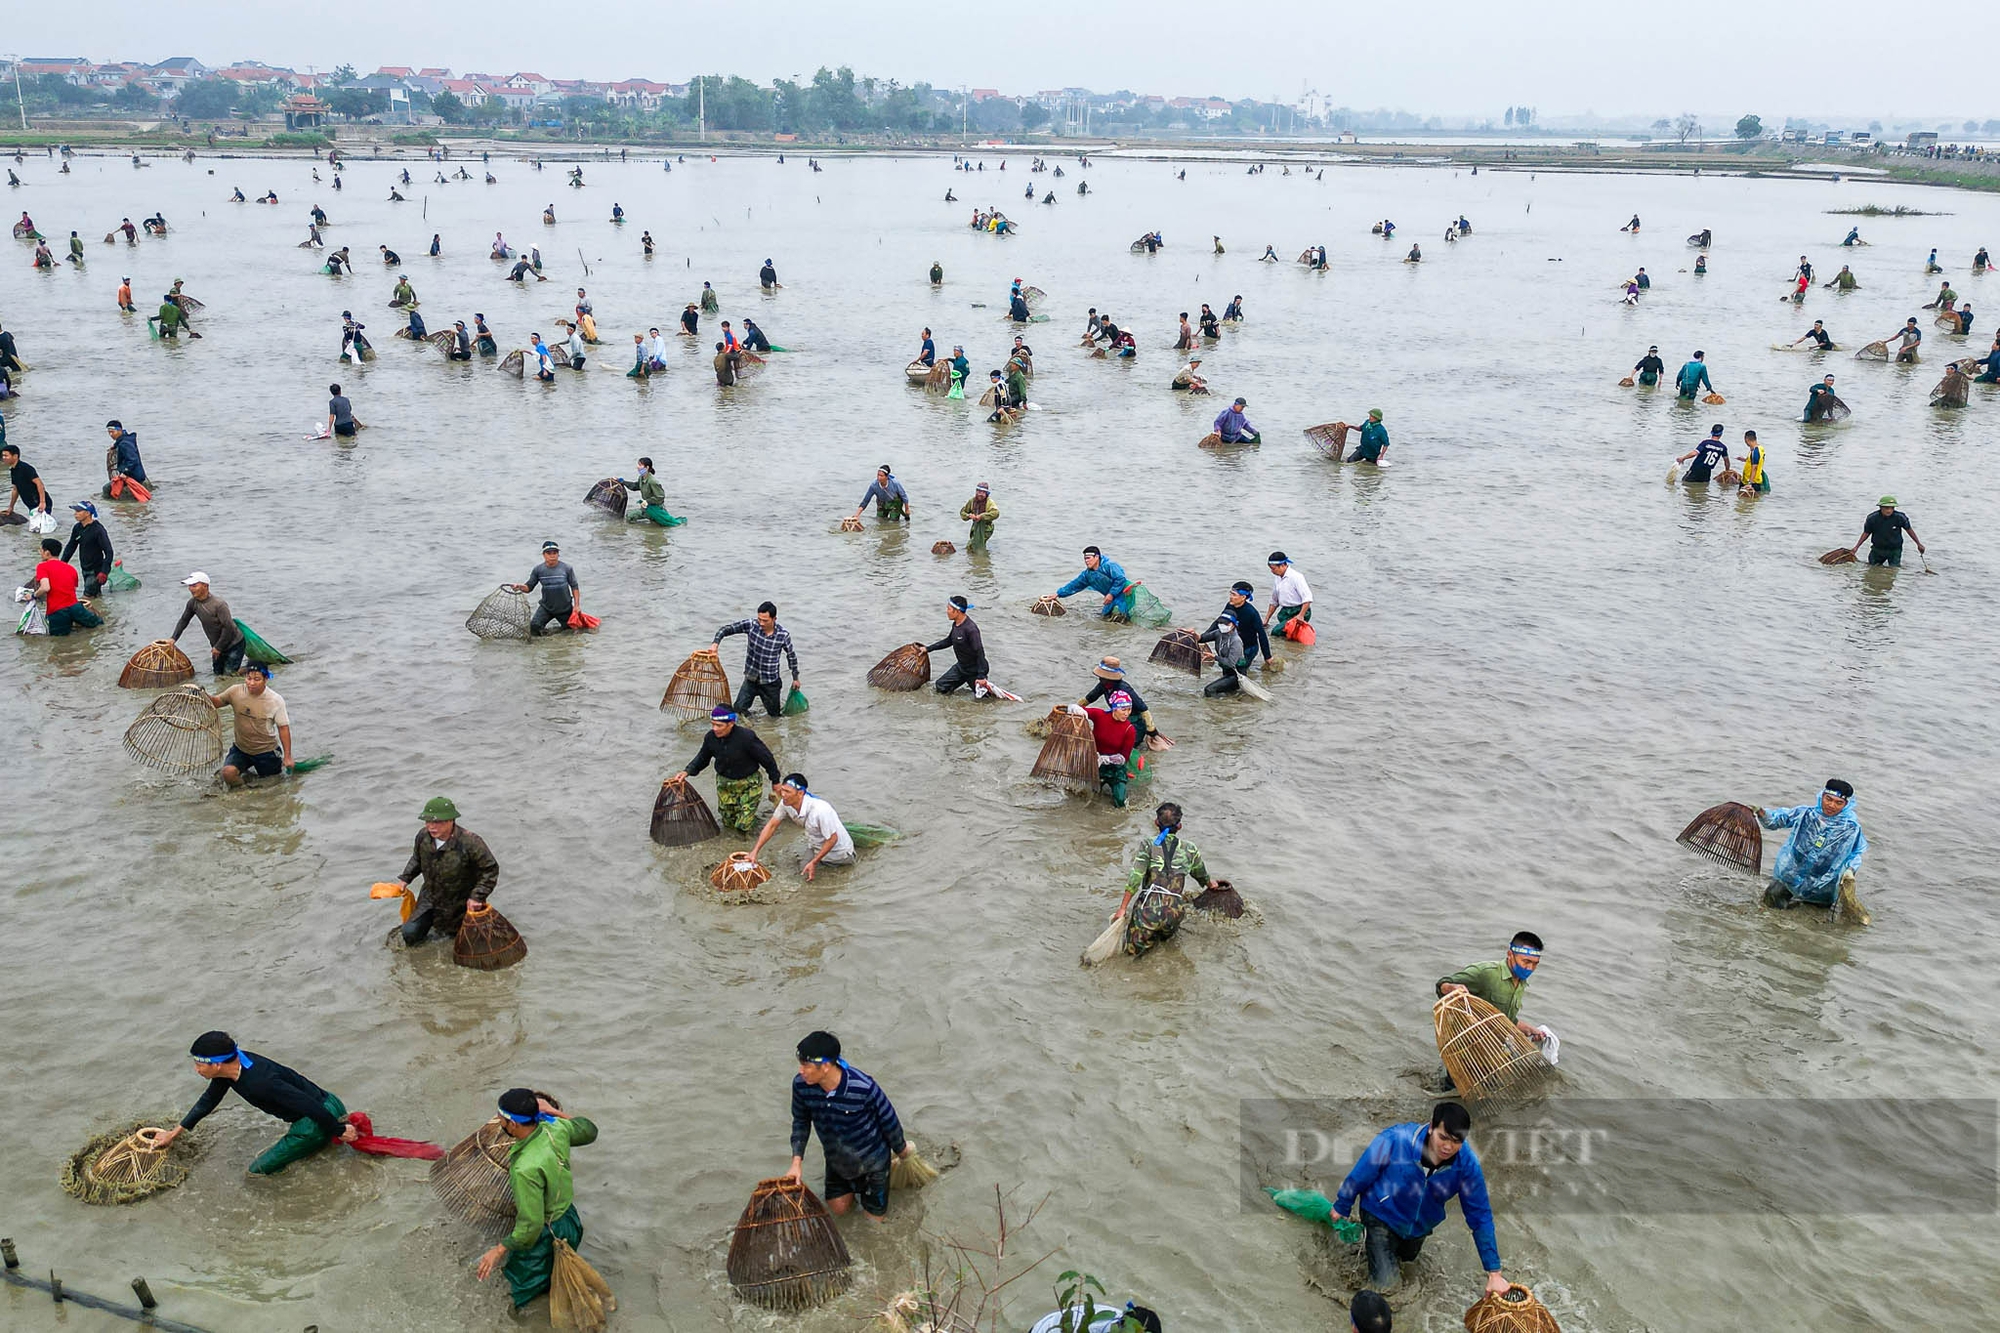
1, 149, 1997, 1332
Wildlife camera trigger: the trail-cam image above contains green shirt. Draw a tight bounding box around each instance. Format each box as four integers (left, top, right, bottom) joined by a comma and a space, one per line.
1438, 960, 1529, 1022
958, 498, 1000, 524
1125, 835, 1210, 895
503, 1115, 599, 1251
637, 472, 665, 508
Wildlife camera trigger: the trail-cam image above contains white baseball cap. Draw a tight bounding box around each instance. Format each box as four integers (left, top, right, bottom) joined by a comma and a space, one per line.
182, 571, 211, 586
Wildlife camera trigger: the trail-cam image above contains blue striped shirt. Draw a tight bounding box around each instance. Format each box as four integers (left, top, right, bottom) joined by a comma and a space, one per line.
790, 1062, 906, 1176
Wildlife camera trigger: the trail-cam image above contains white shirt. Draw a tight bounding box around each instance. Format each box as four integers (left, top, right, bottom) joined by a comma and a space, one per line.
1271, 567, 1313, 607
782, 794, 854, 860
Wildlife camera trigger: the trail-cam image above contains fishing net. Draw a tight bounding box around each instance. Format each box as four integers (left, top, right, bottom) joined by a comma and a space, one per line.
867, 643, 932, 691
178, 295, 205, 314
453, 902, 527, 970
584, 477, 628, 518
842, 823, 900, 849
1191, 877, 1245, 918
467, 585, 534, 640
736, 351, 768, 379
1433, 991, 1548, 1101
651, 776, 722, 847
1854, 341, 1889, 361
498, 349, 526, 377
931, 540, 956, 555
925, 362, 952, 394
1115, 585, 1174, 629
123, 690, 226, 774
1675, 801, 1763, 872
1930, 373, 1969, 408
1935, 313, 1963, 332
1463, 1283, 1564, 1333
106, 560, 141, 592
710, 852, 772, 893
119, 640, 195, 688
234, 619, 293, 665
1809, 396, 1851, 422
550, 1239, 617, 1332
1030, 708, 1098, 789
1303, 421, 1348, 459
60, 1122, 193, 1206
782, 684, 809, 716
661, 649, 731, 721
726, 1177, 853, 1312
1030, 594, 1066, 617
431, 1115, 525, 1228
1701, 392, 1726, 406
1149, 628, 1206, 677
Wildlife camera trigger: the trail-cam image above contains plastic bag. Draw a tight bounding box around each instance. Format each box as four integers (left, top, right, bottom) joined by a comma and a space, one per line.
27, 509, 56, 535
782, 684, 809, 715
567, 608, 601, 632
17, 600, 48, 636
1282, 618, 1316, 646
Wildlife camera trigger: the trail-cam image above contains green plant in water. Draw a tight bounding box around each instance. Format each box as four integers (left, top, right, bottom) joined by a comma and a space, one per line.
1053, 1271, 1146, 1332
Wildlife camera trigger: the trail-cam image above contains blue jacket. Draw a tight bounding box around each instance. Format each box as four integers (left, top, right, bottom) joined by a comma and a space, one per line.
1676, 360, 1712, 395
112, 431, 146, 483
1761, 800, 1866, 904
1334, 1123, 1501, 1271
1057, 556, 1129, 600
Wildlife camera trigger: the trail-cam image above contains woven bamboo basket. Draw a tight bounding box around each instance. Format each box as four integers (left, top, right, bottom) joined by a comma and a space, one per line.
736, 351, 768, 379
119, 640, 195, 688
426, 330, 457, 355
584, 477, 628, 518
1818, 547, 1857, 566
1021, 285, 1047, 309
467, 585, 534, 640
123, 691, 226, 774
651, 776, 722, 847
1030, 708, 1098, 789
726, 1177, 852, 1312
1149, 628, 1206, 677
60, 1122, 190, 1206
498, 349, 526, 377
453, 902, 527, 970
1930, 372, 1969, 408
931, 540, 956, 555
1433, 991, 1547, 1100
868, 642, 933, 691
1030, 594, 1066, 617
838, 516, 864, 533
710, 851, 772, 893
1463, 1283, 1563, 1333
925, 362, 952, 394
1676, 801, 1762, 872
1854, 341, 1889, 361
1198, 431, 1224, 448
904, 359, 933, 382
1935, 313, 1963, 332
1303, 421, 1349, 459
430, 1116, 518, 1226
661, 648, 731, 721
1191, 877, 1245, 917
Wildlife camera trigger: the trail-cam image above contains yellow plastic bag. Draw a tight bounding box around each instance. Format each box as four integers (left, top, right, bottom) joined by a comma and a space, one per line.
370, 882, 416, 923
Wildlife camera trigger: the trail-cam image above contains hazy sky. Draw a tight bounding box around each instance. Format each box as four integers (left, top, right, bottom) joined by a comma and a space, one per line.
0, 2, 1968, 120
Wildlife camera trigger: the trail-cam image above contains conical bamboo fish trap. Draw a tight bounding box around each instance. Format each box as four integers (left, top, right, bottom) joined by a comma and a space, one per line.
429, 1116, 518, 1227
1854, 340, 1889, 361
1930, 372, 1969, 407
925, 362, 952, 394
498, 349, 526, 377
1149, 628, 1205, 677
1818, 547, 1857, 566
1675, 801, 1762, 872
661, 648, 731, 721
1191, 877, 1246, 918
550, 1238, 617, 1332
931, 540, 956, 555
123, 691, 226, 774
426, 330, 457, 355
1433, 991, 1547, 1101
453, 902, 527, 970
467, 585, 534, 640
651, 776, 722, 847
868, 643, 932, 691
1463, 1283, 1563, 1333
711, 851, 772, 893
119, 640, 195, 688
1030, 594, 1066, 617
584, 477, 628, 518
1030, 708, 1098, 789
1303, 421, 1349, 459
838, 516, 865, 533
726, 1177, 852, 1312
61, 1122, 190, 1205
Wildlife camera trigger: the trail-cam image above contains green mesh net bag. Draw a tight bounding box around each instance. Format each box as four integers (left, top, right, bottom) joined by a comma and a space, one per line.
1117, 585, 1173, 629
234, 619, 293, 665
106, 561, 142, 592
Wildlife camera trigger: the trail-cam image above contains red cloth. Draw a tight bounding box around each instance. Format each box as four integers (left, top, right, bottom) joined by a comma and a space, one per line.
341, 1111, 443, 1160
1084, 707, 1136, 760
567, 608, 600, 631
35, 559, 77, 612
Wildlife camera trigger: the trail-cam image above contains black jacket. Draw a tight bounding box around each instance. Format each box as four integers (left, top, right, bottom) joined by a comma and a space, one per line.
63, 520, 113, 575
927, 617, 988, 677
686, 723, 779, 783
180, 1051, 341, 1135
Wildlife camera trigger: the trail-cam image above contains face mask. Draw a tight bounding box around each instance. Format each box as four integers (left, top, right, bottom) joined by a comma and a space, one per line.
1509, 960, 1534, 981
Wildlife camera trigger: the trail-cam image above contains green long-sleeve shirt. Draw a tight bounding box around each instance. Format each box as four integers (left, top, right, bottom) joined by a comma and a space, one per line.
1437, 960, 1529, 1022
626, 472, 665, 508
958, 498, 1000, 525
1125, 836, 1210, 894
504, 1115, 598, 1251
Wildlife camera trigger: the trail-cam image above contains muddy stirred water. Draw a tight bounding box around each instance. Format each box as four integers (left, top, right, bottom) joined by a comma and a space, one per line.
2, 149, 1997, 1331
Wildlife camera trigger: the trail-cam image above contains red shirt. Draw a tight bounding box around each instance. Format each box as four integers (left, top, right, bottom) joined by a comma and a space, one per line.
1084, 707, 1136, 760
36, 559, 77, 612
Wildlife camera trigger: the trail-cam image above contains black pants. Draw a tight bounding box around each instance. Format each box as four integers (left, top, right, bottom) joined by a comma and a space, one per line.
531, 601, 572, 634
734, 677, 784, 717
214, 639, 246, 675
401, 906, 441, 946
1361, 1210, 1426, 1290
1866, 547, 1903, 567
1203, 669, 1241, 698
82, 568, 108, 597
935, 662, 974, 695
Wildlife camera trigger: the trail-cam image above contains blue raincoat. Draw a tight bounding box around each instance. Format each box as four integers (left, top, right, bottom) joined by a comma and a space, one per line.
1760, 800, 1867, 905
1332, 1123, 1501, 1272
1057, 556, 1132, 617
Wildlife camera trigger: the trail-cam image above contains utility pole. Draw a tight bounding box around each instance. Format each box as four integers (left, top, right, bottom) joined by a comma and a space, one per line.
961, 85, 968, 143
698, 76, 705, 142
4, 55, 26, 130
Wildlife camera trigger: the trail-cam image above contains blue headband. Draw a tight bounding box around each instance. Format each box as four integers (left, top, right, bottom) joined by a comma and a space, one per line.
197, 1049, 250, 1068
499, 1108, 558, 1125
